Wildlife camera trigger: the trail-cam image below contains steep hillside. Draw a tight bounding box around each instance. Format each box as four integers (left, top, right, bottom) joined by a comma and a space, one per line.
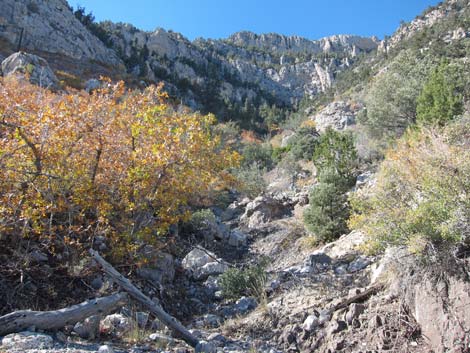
0, 0, 122, 65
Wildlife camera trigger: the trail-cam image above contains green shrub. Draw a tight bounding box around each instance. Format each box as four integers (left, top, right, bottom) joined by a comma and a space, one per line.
303, 129, 358, 242
188, 209, 216, 230
272, 146, 290, 163
219, 262, 267, 300
361, 50, 434, 137
303, 168, 351, 242
416, 61, 464, 126
312, 128, 358, 186
234, 162, 267, 198
350, 121, 470, 256
241, 142, 273, 170
287, 126, 319, 161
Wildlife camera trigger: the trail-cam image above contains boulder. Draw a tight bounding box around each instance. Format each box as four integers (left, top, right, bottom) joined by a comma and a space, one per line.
370, 246, 410, 284
149, 333, 174, 345
240, 195, 289, 228
1, 332, 53, 350
100, 313, 131, 338
234, 296, 257, 314
98, 345, 115, 353
137, 250, 175, 284
85, 78, 102, 93
302, 314, 319, 332
411, 276, 470, 353
182, 248, 215, 270
319, 230, 365, 260
1, 52, 59, 89
345, 303, 365, 324
348, 256, 371, 273
326, 320, 347, 336
310, 101, 361, 132
195, 341, 217, 353
228, 229, 248, 247
73, 315, 100, 339
182, 248, 228, 280
202, 314, 223, 327
193, 261, 229, 281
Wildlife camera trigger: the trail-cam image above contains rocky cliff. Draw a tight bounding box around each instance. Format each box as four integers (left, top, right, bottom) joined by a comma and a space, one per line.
101, 24, 379, 107
0, 0, 122, 66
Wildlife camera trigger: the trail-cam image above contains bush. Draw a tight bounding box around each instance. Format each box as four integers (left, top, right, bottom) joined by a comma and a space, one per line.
287, 126, 319, 161
416, 61, 464, 126
303, 168, 351, 242
361, 50, 434, 137
312, 128, 358, 186
0, 77, 239, 257
219, 262, 267, 300
350, 120, 470, 256
241, 142, 273, 170
234, 162, 267, 198
188, 209, 216, 230
303, 129, 358, 242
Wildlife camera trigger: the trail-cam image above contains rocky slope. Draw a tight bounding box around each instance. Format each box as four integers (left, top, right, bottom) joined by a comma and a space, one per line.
99, 24, 379, 108
0, 0, 122, 65
379, 0, 470, 52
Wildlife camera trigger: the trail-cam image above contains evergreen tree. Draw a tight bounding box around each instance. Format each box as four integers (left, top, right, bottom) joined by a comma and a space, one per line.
303, 168, 351, 242
304, 129, 357, 242
416, 61, 463, 126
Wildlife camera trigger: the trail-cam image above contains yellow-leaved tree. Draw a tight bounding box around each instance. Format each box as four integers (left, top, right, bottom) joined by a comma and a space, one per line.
0, 77, 240, 257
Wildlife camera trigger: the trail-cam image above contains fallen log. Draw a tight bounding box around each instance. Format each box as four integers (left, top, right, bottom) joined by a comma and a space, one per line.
0, 292, 127, 336
327, 283, 385, 315
89, 249, 200, 348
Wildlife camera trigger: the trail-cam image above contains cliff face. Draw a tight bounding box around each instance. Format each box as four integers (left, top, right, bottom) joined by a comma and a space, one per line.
0, 0, 122, 66
100, 24, 378, 107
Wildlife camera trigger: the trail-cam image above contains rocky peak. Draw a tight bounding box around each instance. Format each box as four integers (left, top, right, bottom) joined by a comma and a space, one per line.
227, 31, 379, 56
0, 0, 122, 66
379, 0, 470, 52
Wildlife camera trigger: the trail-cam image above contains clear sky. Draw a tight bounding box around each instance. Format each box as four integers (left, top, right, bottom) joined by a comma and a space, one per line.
67, 0, 441, 41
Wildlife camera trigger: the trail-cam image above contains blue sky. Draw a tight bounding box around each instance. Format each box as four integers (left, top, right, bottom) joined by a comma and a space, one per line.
68, 0, 441, 41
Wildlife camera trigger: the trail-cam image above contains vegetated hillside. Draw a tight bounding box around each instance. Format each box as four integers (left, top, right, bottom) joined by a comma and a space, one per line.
0, 0, 470, 352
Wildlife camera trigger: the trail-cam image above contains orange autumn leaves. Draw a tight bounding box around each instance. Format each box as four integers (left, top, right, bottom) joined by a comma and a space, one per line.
0, 77, 240, 249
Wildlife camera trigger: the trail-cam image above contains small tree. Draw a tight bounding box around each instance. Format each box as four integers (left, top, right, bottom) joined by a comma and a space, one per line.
312, 128, 357, 187
361, 50, 433, 137
303, 168, 351, 242
304, 129, 357, 242
416, 61, 463, 126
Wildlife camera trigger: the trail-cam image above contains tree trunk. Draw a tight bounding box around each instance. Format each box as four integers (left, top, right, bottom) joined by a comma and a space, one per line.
89, 249, 200, 348
0, 292, 127, 336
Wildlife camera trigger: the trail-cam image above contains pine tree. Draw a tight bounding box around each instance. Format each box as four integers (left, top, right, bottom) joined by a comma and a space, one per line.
416, 61, 463, 126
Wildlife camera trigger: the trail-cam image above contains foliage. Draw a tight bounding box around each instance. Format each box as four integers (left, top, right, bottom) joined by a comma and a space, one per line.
73, 6, 113, 47
0, 77, 239, 256
303, 168, 351, 242
287, 126, 319, 161
416, 61, 464, 126
304, 129, 358, 242
188, 209, 217, 231
234, 162, 267, 198
241, 142, 273, 170
350, 121, 470, 256
272, 146, 290, 163
312, 128, 358, 185
219, 261, 268, 300
360, 50, 434, 137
